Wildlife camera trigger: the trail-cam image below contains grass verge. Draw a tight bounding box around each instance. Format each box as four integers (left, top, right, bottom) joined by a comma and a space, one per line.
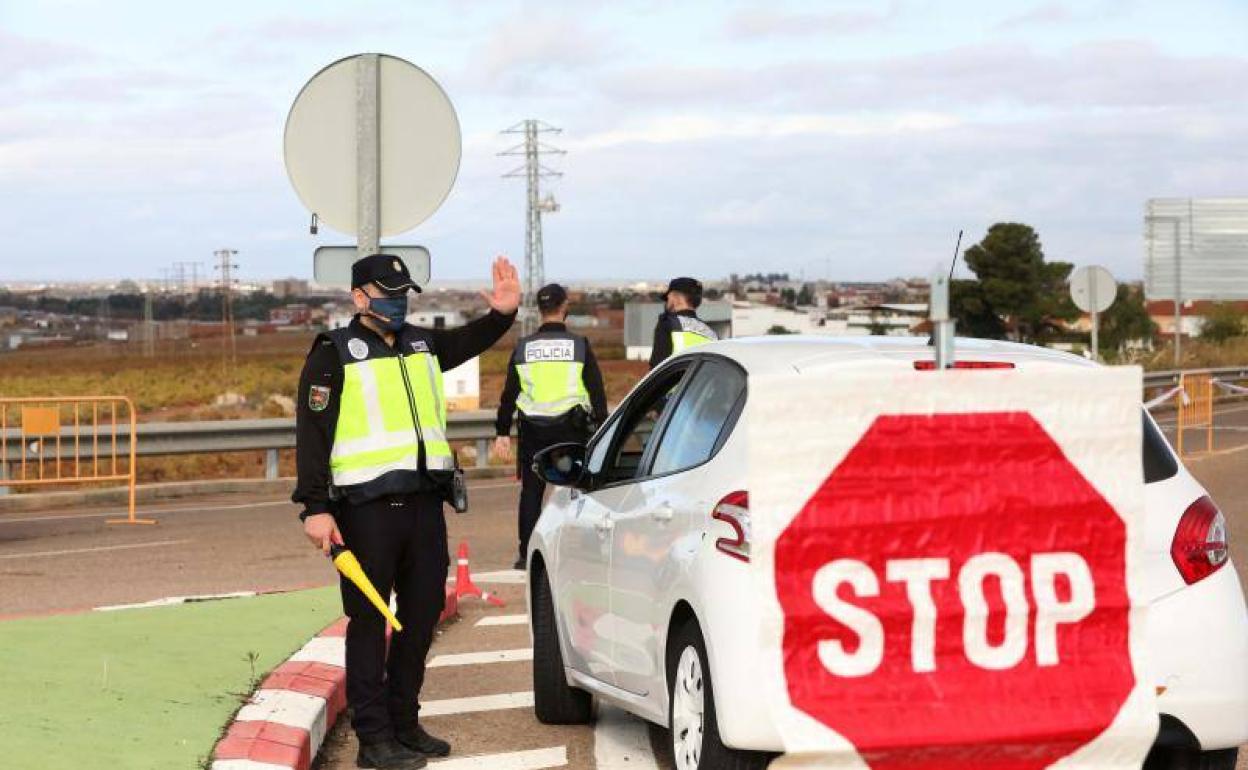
0, 587, 340, 770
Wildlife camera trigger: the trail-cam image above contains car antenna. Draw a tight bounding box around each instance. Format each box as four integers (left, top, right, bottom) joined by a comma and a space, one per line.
927, 229, 963, 347
947, 228, 963, 281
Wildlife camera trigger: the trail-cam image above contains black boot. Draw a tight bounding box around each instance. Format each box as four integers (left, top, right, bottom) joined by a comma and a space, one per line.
356, 734, 427, 769
396, 723, 452, 757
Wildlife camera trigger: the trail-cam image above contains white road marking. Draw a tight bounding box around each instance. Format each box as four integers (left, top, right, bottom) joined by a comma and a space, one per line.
465, 569, 527, 585
1, 481, 518, 526
95, 591, 255, 611
594, 704, 661, 769
0, 539, 190, 560
428, 746, 567, 769
428, 648, 533, 668
421, 691, 534, 717
476, 614, 528, 627
0, 499, 293, 525
290, 636, 346, 668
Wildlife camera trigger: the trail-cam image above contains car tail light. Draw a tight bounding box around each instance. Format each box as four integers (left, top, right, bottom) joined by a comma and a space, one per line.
913, 360, 1016, 370
1171, 496, 1229, 584
712, 491, 750, 563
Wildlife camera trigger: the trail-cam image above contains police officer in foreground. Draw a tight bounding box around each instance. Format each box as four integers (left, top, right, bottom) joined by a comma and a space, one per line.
294, 253, 519, 770
648, 276, 717, 369
493, 283, 608, 570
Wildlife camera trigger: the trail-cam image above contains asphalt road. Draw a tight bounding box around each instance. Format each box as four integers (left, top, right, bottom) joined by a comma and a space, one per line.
1, 401, 1245, 768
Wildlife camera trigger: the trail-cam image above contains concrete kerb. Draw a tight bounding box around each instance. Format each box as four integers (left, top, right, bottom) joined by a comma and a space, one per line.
210, 589, 460, 770
0, 467, 514, 515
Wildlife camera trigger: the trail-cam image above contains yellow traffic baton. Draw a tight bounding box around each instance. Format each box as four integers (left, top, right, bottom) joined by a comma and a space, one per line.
330, 543, 402, 633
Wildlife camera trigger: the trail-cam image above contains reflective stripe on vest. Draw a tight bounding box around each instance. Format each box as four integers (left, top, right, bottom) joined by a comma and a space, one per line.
670, 316, 716, 353
330, 349, 452, 488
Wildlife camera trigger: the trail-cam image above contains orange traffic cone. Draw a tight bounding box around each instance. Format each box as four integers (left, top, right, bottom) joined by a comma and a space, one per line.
454, 541, 506, 607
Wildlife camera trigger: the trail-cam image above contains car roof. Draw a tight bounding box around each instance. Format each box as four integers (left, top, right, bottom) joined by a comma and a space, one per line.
687, 335, 1095, 375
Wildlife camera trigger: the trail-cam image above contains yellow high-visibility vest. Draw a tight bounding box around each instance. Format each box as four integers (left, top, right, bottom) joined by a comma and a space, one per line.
514, 333, 591, 419
670, 315, 717, 353
325, 327, 453, 495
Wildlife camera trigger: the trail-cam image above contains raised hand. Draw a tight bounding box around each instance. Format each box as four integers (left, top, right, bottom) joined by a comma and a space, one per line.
479, 256, 521, 315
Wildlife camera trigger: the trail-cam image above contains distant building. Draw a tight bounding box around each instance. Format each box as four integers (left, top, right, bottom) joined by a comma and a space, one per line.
271, 278, 310, 299
1146, 300, 1248, 340
269, 304, 311, 325
406, 308, 468, 329
443, 357, 480, 411
1145, 198, 1248, 302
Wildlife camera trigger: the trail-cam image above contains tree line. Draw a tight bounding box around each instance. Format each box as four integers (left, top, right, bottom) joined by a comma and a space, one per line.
0, 290, 294, 323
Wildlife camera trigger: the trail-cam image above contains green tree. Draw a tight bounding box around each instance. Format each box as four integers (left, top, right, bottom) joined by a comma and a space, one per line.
1200, 303, 1247, 343
957, 223, 1079, 342
950, 279, 1007, 338
766, 324, 795, 335
1098, 284, 1156, 354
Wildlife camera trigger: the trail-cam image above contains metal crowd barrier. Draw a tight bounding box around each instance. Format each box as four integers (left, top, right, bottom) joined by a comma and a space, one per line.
0, 396, 151, 523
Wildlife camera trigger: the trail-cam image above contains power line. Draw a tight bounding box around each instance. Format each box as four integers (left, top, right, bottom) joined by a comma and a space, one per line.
214, 249, 239, 376
500, 119, 564, 336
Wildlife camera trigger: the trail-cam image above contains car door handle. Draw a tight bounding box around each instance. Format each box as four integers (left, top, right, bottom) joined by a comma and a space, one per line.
652, 504, 675, 522
594, 516, 614, 533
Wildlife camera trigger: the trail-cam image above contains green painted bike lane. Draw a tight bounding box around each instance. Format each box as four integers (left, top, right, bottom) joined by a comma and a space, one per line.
0, 587, 341, 770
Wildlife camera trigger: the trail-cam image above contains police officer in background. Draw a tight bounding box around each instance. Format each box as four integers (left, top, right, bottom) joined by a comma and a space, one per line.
294, 253, 519, 770
493, 283, 608, 570
648, 276, 718, 369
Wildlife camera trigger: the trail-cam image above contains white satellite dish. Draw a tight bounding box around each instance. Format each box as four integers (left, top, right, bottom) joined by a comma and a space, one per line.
1069, 265, 1117, 361
284, 54, 461, 240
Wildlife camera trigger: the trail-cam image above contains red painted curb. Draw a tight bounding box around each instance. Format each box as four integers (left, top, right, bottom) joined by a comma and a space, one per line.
210, 583, 460, 769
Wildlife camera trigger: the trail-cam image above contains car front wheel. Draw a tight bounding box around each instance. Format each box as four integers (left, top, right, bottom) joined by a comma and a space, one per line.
668, 620, 771, 770
531, 571, 593, 725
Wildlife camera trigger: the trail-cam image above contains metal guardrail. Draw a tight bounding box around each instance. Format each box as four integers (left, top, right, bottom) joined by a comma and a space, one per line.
1142, 366, 1248, 389
3, 368, 1245, 487
1, 410, 504, 481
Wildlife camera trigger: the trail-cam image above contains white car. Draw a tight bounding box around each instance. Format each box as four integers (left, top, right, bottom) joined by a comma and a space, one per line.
525, 336, 1248, 770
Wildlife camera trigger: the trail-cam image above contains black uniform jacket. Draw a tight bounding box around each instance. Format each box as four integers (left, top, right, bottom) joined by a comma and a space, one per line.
293, 310, 515, 520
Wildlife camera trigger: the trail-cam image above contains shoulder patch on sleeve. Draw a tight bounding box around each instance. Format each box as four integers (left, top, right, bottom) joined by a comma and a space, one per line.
308, 385, 332, 412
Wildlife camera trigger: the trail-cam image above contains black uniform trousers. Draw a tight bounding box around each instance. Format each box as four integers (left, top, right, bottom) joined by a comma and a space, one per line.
335, 492, 449, 739
515, 414, 585, 562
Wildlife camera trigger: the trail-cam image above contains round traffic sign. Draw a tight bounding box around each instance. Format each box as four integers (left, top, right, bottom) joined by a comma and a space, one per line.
284, 54, 461, 238
774, 412, 1134, 769
1070, 265, 1117, 314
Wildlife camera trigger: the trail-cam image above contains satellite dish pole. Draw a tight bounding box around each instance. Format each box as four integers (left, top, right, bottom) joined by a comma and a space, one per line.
930, 230, 962, 370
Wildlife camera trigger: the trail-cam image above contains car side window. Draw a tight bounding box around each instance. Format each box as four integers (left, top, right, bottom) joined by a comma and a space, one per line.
596, 366, 689, 485
650, 359, 746, 477
586, 416, 622, 476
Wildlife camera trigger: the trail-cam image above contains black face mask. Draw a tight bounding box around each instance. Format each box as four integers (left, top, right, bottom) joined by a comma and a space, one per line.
366, 294, 408, 331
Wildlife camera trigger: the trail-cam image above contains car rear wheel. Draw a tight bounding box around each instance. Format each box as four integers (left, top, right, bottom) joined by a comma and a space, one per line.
1145, 747, 1238, 770
531, 572, 594, 725
668, 620, 772, 770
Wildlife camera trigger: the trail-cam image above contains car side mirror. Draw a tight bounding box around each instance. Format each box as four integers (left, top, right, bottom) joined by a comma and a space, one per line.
532, 442, 589, 488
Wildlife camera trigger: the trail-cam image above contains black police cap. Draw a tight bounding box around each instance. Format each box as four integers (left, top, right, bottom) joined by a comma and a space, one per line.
351, 253, 421, 294
536, 283, 568, 312
664, 276, 703, 307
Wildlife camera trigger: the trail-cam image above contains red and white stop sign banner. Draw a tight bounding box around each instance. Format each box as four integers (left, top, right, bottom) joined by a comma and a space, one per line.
746, 365, 1156, 769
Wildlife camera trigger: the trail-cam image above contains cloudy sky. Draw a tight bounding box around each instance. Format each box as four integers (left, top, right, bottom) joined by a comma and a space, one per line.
1, 0, 1245, 285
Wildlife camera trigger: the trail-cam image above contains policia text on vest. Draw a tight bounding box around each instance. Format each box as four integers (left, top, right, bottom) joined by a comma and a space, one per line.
494, 285, 608, 570
293, 254, 521, 766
